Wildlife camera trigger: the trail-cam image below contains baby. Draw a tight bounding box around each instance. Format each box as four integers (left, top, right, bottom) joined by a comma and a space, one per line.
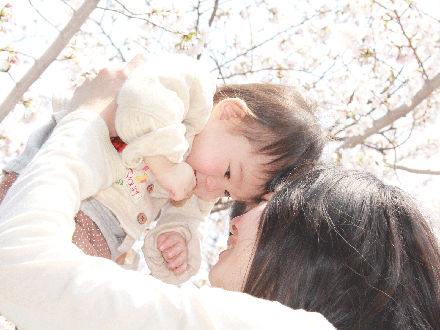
107, 54, 217, 280
1, 53, 326, 285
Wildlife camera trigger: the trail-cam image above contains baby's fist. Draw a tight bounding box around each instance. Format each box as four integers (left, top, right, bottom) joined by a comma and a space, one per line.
157, 231, 188, 276
156, 162, 196, 201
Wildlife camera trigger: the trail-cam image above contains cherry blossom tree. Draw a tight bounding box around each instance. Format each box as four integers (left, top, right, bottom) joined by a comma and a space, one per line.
1, 0, 439, 296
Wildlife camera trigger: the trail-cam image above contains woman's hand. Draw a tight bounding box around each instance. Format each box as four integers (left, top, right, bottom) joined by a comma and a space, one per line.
67, 54, 149, 137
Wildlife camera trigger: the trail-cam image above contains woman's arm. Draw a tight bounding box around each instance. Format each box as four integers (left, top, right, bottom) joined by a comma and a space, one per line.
0, 117, 59, 205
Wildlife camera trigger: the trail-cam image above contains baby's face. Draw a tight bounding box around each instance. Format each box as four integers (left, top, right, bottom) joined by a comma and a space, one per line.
186, 113, 269, 201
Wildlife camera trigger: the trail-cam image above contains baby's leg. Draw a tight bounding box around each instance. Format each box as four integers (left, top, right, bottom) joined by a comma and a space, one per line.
72, 211, 111, 259
0, 171, 19, 204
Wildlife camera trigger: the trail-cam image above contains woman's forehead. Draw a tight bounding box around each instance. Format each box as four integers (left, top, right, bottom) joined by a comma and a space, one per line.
230, 192, 274, 218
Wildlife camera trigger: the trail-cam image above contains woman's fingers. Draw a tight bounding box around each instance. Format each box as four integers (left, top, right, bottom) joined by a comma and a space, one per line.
67, 54, 150, 136
123, 53, 151, 76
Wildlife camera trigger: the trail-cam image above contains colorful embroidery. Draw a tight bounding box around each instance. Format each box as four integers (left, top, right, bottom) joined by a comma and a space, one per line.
135, 173, 149, 184
124, 169, 142, 202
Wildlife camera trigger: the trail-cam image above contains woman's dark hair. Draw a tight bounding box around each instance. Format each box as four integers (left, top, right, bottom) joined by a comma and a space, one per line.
242, 165, 440, 330
214, 84, 327, 194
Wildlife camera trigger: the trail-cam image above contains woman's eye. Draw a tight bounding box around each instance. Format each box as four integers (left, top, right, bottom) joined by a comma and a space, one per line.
224, 190, 231, 197
224, 166, 231, 179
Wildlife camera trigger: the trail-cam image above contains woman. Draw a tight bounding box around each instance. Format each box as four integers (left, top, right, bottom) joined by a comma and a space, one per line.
1, 57, 438, 330
232, 165, 440, 329
0, 56, 334, 329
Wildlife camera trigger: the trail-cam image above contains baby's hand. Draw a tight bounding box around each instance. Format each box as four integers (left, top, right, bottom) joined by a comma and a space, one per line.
155, 162, 196, 201
157, 232, 188, 276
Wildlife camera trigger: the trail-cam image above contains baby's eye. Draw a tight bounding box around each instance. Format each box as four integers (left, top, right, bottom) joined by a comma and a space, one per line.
224, 190, 231, 197
224, 166, 230, 179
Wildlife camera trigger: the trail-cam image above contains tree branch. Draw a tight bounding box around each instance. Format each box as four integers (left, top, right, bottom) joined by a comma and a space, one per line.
197, 0, 219, 60
28, 0, 60, 32
89, 18, 126, 62
218, 9, 331, 70
393, 164, 440, 175
340, 72, 440, 149
208, 0, 219, 26
0, 0, 100, 124
99, 3, 181, 34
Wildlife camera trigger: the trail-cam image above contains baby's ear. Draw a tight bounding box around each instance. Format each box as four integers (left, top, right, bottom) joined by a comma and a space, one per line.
215, 98, 248, 121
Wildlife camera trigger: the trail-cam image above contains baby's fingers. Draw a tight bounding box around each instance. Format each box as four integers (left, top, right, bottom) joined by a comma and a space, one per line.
170, 182, 194, 201
173, 261, 188, 276
164, 243, 185, 262
169, 254, 188, 275
169, 190, 185, 201
156, 233, 170, 249
158, 233, 183, 252
184, 179, 196, 198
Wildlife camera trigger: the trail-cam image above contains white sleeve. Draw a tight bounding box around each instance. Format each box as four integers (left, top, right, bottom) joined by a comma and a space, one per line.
2, 118, 57, 174
0, 110, 335, 330
142, 195, 216, 285
116, 54, 215, 168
